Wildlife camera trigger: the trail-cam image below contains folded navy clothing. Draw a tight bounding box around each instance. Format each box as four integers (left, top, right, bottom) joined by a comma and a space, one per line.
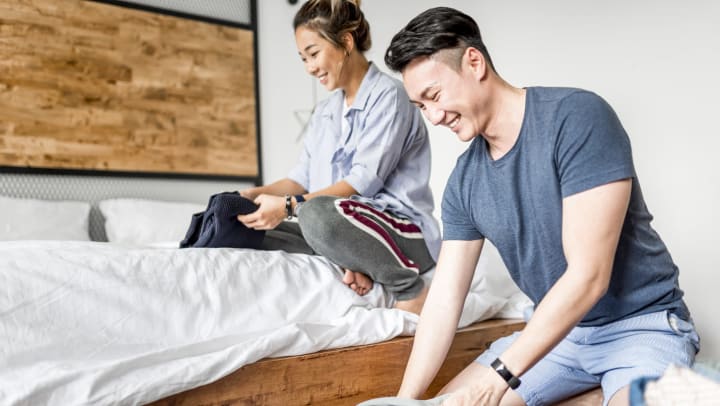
179, 191, 265, 249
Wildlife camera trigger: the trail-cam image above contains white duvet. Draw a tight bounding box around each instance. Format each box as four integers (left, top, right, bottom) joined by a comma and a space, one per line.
0, 241, 528, 405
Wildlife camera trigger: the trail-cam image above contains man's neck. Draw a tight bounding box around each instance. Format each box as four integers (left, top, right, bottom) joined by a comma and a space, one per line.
482, 82, 526, 160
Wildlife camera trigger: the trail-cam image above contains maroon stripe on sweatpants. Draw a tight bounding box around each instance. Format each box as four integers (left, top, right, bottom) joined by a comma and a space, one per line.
339, 199, 422, 234
337, 200, 419, 272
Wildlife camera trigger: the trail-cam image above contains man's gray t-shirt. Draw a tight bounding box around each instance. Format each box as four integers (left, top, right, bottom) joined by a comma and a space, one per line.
442, 87, 688, 326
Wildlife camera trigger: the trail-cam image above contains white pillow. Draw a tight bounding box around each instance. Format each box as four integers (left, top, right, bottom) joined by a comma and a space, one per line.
0, 195, 91, 241
99, 198, 206, 246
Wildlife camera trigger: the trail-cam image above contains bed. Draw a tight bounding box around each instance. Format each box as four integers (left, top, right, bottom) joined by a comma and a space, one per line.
0, 1, 540, 404
0, 189, 532, 405
0, 234, 531, 404
0, 195, 609, 405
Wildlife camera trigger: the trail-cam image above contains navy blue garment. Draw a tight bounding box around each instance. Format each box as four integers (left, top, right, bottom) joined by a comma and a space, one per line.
179, 191, 265, 249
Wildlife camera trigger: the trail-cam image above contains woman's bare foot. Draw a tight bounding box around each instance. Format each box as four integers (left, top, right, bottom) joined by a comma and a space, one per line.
342, 269, 374, 296
393, 284, 429, 315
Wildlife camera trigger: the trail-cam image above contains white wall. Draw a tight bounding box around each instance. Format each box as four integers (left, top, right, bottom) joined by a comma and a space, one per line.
257, 0, 720, 361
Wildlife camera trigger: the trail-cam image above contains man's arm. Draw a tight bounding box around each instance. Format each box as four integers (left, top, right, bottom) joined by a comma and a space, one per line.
443, 179, 632, 406
444, 179, 632, 405
398, 239, 484, 398
498, 178, 631, 377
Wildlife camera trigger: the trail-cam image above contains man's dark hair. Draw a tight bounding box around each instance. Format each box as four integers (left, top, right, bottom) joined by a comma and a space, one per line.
385, 7, 495, 73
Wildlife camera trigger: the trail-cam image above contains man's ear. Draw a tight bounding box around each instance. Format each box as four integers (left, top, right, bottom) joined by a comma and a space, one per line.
465, 47, 488, 80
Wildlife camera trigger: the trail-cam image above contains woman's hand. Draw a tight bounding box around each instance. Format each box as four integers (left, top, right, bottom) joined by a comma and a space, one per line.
237, 194, 286, 230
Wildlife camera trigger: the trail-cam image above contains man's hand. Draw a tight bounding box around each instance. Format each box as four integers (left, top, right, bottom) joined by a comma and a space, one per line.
441, 368, 509, 406
237, 194, 286, 230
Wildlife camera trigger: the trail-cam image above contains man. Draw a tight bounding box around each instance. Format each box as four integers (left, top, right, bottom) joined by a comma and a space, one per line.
383, 7, 699, 406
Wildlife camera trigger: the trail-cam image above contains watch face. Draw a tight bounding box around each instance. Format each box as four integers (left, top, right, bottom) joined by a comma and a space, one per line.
491, 358, 505, 372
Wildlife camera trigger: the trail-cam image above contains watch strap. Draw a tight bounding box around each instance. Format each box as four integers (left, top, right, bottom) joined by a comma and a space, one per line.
491, 358, 521, 389
284, 195, 293, 220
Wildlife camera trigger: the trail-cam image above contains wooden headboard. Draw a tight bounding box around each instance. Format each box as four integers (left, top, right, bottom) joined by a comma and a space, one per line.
0, 0, 260, 182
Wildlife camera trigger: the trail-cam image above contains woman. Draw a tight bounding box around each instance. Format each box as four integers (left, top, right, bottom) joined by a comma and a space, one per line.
238, 0, 439, 314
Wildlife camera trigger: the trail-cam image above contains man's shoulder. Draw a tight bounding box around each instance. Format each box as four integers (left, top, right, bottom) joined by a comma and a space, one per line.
529, 86, 596, 99
529, 86, 609, 113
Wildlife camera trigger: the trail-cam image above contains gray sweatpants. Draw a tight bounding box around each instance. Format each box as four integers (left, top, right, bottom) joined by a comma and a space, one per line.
261, 196, 435, 300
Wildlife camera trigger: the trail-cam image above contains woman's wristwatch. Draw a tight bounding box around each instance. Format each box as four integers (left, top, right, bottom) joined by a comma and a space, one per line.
284, 195, 293, 219
491, 358, 521, 389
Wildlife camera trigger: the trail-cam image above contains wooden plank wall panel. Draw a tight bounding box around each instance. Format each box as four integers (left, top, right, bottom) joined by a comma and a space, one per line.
0, 0, 258, 178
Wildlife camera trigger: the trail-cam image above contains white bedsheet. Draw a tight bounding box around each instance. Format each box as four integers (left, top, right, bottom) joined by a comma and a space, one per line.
0, 240, 528, 405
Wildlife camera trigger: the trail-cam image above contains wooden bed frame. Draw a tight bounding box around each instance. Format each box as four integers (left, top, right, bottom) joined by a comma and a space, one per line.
149, 318, 602, 405
149, 319, 524, 405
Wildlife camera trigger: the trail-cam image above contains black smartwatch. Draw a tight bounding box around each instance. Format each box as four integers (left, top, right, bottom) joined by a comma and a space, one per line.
491, 358, 521, 389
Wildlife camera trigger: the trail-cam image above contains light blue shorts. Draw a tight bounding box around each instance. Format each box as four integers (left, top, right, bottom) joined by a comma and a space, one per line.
476, 310, 700, 406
